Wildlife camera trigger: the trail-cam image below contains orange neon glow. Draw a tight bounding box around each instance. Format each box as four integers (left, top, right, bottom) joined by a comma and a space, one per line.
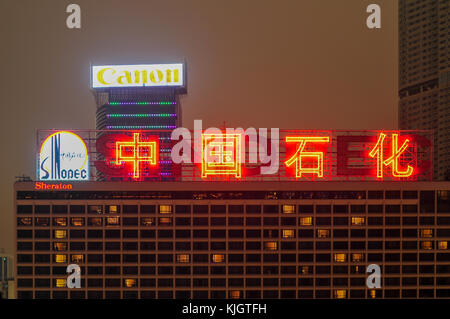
201, 133, 242, 178
115, 133, 158, 179
368, 133, 414, 178
285, 136, 330, 178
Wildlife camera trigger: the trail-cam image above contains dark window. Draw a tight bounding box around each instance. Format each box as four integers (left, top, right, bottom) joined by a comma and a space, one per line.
123, 205, 138, 214
141, 205, 156, 214
246, 205, 261, 214
193, 205, 208, 214
211, 205, 226, 213
420, 191, 435, 213
35, 205, 50, 214
175, 205, 191, 214
52, 205, 67, 214
17, 205, 32, 214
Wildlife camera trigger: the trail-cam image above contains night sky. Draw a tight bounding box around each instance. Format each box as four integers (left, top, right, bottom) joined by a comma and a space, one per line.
0, 0, 397, 254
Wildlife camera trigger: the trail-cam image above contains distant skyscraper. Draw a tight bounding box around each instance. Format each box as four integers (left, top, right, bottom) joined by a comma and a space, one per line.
398, 0, 449, 180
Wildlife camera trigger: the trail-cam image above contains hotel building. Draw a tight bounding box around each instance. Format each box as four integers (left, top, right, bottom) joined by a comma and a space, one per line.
14, 181, 450, 299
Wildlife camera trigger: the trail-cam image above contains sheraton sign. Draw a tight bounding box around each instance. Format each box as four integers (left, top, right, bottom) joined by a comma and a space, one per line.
36, 129, 433, 182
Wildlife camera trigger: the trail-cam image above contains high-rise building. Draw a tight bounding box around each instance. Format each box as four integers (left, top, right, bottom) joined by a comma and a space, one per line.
14, 181, 450, 299
91, 64, 186, 181
398, 0, 450, 180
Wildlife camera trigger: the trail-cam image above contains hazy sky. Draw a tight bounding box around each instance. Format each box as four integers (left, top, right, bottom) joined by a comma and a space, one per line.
0, 0, 397, 254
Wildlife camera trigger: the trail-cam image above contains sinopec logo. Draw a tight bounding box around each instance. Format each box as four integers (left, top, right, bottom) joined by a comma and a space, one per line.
39, 131, 89, 181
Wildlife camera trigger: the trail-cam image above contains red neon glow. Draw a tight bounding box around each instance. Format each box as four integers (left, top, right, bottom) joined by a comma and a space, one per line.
115, 133, 158, 179
285, 136, 330, 178
369, 133, 414, 178
35, 182, 73, 190
201, 133, 242, 178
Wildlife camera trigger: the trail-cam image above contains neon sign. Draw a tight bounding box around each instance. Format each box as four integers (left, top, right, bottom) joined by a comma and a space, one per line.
201, 134, 242, 178
115, 133, 158, 179
285, 136, 330, 178
36, 129, 432, 182
38, 131, 89, 181
91, 64, 184, 88
369, 133, 414, 178
35, 182, 73, 190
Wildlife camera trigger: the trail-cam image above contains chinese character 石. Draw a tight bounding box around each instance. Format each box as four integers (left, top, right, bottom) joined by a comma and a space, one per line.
202, 133, 242, 178
285, 136, 330, 178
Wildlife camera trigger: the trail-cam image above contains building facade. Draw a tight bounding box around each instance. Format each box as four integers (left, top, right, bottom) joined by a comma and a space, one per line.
14, 181, 450, 299
0, 254, 14, 299
92, 64, 187, 181
398, 0, 450, 180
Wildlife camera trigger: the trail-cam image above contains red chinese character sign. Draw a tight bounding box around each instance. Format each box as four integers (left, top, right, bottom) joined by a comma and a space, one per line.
285, 135, 331, 179
36, 129, 432, 182
201, 134, 242, 178
115, 133, 158, 179
94, 132, 162, 181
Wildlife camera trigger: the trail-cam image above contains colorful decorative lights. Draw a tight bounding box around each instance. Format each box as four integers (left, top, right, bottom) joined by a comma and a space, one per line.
106, 125, 176, 129
285, 136, 330, 178
369, 133, 414, 178
202, 134, 242, 178
115, 133, 158, 179
107, 113, 177, 118
109, 101, 176, 105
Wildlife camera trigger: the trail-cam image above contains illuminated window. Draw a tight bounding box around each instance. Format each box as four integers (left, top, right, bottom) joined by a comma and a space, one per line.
176, 254, 190, 263
106, 217, 120, 226
351, 253, 364, 262
55, 254, 67, 263
300, 266, 310, 275
141, 217, 154, 226
370, 290, 376, 299
212, 254, 225, 263
420, 229, 433, 238
54, 230, 67, 239
317, 229, 330, 238
421, 241, 433, 250
108, 205, 119, 214
159, 205, 172, 214
88, 217, 102, 226
124, 279, 136, 288
299, 217, 313, 226
229, 291, 241, 299
18, 217, 32, 226
334, 289, 347, 299
438, 241, 448, 250
158, 217, 172, 225
264, 242, 278, 251
71, 254, 84, 263
71, 218, 84, 227
282, 205, 295, 214
53, 242, 67, 251
351, 217, 365, 226
282, 229, 295, 238
334, 253, 346, 262
53, 218, 67, 227
35, 217, 50, 226
55, 279, 66, 288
